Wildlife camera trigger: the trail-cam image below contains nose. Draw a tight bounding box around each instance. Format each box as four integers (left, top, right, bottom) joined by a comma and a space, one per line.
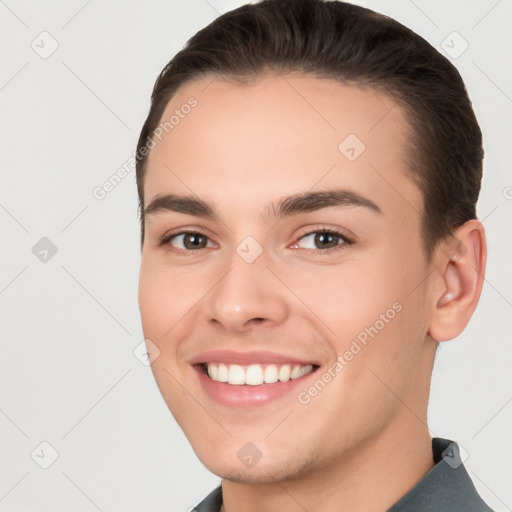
204, 253, 290, 333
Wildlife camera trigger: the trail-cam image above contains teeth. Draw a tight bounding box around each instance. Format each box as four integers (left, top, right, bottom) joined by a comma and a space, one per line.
205, 363, 314, 385
228, 364, 245, 385
245, 364, 264, 385
278, 365, 291, 382
217, 363, 228, 382
207, 364, 218, 381
263, 364, 279, 384
290, 365, 302, 379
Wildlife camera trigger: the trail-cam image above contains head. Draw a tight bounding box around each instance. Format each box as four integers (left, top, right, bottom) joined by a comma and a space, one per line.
136, 0, 483, 257
137, 0, 486, 487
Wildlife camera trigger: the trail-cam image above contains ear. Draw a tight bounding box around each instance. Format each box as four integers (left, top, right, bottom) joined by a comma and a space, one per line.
428, 219, 487, 342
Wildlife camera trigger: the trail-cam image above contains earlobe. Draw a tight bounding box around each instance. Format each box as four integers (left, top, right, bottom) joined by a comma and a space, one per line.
428, 219, 487, 342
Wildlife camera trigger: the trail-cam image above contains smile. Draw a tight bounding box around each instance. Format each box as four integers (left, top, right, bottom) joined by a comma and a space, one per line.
190, 350, 320, 407
204, 362, 315, 385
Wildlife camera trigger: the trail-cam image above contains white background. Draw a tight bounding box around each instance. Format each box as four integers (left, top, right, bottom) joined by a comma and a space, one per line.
1, 0, 511, 510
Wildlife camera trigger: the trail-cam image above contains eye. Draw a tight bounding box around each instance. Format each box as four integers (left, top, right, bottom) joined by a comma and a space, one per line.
159, 231, 214, 252
291, 229, 354, 253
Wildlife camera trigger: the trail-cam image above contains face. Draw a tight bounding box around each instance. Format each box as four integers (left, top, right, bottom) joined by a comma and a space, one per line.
138, 75, 437, 483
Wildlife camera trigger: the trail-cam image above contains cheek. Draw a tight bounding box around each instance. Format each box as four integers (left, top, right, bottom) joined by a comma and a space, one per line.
287, 261, 397, 344
290, 251, 427, 359
329, 251, 430, 386
138, 262, 168, 336
138, 263, 198, 419
138, 259, 203, 337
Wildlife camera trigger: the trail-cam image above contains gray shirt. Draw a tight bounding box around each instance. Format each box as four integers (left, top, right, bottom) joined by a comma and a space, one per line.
192, 438, 493, 511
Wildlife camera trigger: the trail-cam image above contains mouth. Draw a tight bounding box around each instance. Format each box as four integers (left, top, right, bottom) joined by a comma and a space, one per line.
190, 351, 320, 408
201, 362, 316, 385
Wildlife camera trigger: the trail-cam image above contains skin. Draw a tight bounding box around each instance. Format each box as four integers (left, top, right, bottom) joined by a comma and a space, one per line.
138, 74, 486, 512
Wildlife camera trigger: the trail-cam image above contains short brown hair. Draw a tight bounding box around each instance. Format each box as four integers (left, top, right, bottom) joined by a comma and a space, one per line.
135, 0, 483, 256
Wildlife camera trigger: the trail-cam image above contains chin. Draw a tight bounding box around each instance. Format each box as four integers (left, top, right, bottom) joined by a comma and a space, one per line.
197, 450, 312, 485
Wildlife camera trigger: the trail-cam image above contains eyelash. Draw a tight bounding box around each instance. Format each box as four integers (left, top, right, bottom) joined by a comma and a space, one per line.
295, 228, 355, 255
158, 229, 212, 257
158, 228, 355, 256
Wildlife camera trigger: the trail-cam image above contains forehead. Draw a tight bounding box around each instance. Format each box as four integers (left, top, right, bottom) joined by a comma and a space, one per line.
144, 74, 421, 218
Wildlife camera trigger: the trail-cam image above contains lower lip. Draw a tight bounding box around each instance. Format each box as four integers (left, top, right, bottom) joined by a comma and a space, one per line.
194, 365, 317, 408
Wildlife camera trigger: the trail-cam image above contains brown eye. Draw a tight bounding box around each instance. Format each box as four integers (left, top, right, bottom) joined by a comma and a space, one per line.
182, 233, 208, 249
297, 230, 346, 250
313, 232, 340, 249
164, 232, 212, 251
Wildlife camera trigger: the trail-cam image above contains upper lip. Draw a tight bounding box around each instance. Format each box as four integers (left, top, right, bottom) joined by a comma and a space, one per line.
189, 349, 318, 366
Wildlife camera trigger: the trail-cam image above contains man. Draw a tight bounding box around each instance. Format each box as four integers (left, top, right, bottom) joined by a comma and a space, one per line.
136, 0, 492, 510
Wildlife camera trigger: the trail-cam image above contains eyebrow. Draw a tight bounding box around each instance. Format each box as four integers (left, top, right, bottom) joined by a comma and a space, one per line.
144, 189, 383, 220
